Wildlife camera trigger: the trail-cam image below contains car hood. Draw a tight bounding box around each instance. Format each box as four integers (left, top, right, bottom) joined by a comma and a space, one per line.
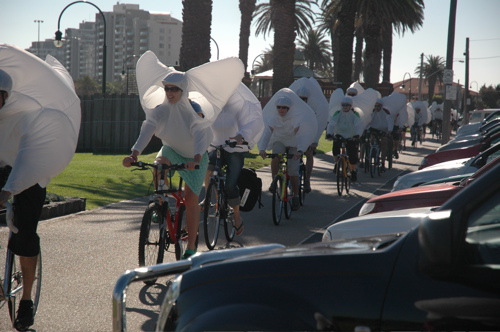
322, 206, 433, 242
370, 183, 459, 202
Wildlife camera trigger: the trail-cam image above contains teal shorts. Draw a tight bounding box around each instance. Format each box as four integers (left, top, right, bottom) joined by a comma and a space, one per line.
157, 146, 208, 195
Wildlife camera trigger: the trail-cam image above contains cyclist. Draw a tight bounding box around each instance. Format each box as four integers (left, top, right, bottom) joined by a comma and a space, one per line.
326, 96, 364, 182
432, 105, 443, 137
123, 53, 243, 259
258, 89, 317, 211
366, 99, 393, 172
410, 101, 426, 147
202, 83, 264, 236
0, 45, 81, 331
289, 78, 329, 193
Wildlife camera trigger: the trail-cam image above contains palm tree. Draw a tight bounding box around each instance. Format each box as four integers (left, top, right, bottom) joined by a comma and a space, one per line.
253, 47, 274, 74
253, 0, 317, 40
316, 8, 339, 79
415, 54, 445, 103
239, 0, 257, 81
179, 0, 212, 71
270, 0, 296, 93
297, 29, 332, 73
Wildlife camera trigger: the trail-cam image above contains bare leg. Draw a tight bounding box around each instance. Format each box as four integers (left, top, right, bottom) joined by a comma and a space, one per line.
305, 149, 314, 182
291, 176, 299, 197
183, 184, 199, 251
19, 256, 37, 301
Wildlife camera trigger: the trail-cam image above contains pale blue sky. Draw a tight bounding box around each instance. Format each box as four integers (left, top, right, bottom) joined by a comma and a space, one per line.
2, 0, 499, 89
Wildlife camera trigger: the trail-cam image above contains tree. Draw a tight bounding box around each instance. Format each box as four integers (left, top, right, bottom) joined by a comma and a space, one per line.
481, 84, 500, 108
270, 0, 296, 93
74, 75, 99, 96
239, 0, 257, 80
316, 8, 339, 79
179, 0, 212, 71
297, 29, 332, 73
414, 54, 445, 103
253, 0, 316, 40
253, 47, 274, 74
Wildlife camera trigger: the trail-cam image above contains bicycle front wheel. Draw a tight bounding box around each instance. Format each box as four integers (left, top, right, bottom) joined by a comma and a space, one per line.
344, 162, 351, 195
174, 205, 188, 260
336, 159, 344, 196
223, 204, 236, 242
203, 181, 220, 250
370, 149, 376, 178
271, 176, 283, 225
284, 177, 292, 219
138, 203, 165, 285
298, 163, 306, 206
6, 251, 42, 323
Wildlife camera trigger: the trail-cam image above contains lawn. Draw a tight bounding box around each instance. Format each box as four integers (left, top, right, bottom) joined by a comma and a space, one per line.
47, 133, 332, 210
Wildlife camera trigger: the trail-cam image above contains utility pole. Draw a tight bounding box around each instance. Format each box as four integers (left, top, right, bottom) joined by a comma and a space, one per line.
418, 53, 424, 101
442, 0, 457, 144
464, 37, 470, 124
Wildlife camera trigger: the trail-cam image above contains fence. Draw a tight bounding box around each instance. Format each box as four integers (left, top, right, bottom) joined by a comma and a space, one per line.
78, 94, 162, 154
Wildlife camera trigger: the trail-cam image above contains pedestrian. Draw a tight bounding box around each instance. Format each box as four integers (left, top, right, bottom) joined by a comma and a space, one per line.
122, 51, 243, 259
0, 44, 81, 330
258, 88, 317, 211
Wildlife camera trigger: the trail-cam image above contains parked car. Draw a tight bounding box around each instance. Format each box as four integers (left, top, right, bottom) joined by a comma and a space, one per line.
419, 129, 500, 169
468, 108, 500, 123
455, 110, 500, 138
392, 141, 500, 191
360, 155, 500, 216
450, 118, 500, 142
436, 122, 500, 152
113, 161, 500, 331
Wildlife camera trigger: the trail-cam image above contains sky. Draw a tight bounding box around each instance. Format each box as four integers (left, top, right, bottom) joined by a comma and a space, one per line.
2, 0, 499, 91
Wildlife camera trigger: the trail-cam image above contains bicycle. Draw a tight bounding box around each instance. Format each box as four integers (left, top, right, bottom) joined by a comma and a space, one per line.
411, 124, 423, 147
130, 162, 190, 285
1, 201, 42, 329
334, 135, 352, 196
433, 119, 442, 140
203, 140, 247, 250
297, 157, 307, 206
366, 130, 382, 178
267, 152, 295, 226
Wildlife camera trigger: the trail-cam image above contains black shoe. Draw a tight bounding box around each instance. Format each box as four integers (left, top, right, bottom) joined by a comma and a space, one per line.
268, 182, 276, 193
351, 170, 357, 182
14, 300, 34, 331
333, 165, 337, 173
292, 197, 300, 211
304, 180, 311, 193
394, 151, 399, 159
380, 166, 386, 173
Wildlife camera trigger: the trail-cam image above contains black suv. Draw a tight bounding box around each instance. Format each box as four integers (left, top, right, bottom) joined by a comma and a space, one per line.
113, 163, 500, 331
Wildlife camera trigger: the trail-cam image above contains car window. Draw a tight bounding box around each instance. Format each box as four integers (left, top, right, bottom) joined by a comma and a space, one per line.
466, 191, 500, 264
486, 149, 500, 164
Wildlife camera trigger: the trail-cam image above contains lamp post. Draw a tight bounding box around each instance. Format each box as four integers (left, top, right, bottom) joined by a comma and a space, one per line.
470, 80, 478, 92
401, 72, 412, 101
54, 1, 107, 95
210, 37, 219, 60
251, 53, 268, 76
34, 20, 44, 57
121, 55, 139, 95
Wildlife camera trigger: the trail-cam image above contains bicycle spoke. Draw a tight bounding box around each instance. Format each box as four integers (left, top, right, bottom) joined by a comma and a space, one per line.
204, 182, 220, 250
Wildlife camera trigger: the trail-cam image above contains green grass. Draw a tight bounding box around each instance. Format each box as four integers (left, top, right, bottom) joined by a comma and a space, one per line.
47, 132, 332, 210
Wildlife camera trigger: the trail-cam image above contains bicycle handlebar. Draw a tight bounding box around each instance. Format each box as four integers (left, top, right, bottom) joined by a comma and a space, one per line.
130, 162, 199, 170
265, 153, 296, 159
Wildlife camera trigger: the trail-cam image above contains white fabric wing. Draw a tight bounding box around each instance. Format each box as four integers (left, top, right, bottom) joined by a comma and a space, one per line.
328, 88, 345, 116
352, 88, 380, 130
0, 44, 81, 195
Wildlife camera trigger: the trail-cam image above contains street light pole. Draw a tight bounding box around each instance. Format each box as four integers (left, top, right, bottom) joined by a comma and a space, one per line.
34, 20, 44, 58
54, 1, 107, 95
401, 72, 412, 101
121, 55, 139, 95
210, 37, 219, 60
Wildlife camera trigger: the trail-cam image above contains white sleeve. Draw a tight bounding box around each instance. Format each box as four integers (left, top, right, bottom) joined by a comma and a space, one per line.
131, 120, 156, 154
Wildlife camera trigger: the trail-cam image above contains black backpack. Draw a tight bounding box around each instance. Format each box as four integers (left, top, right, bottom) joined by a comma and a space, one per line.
238, 167, 263, 212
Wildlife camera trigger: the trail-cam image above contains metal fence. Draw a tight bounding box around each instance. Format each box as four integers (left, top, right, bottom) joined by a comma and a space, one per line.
77, 94, 162, 154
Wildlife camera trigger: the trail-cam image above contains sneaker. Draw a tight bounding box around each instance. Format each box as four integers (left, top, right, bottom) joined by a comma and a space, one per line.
181, 248, 197, 260
268, 182, 276, 193
380, 165, 386, 173
332, 165, 337, 173
14, 300, 34, 331
394, 151, 399, 159
292, 197, 300, 211
351, 170, 357, 182
304, 180, 311, 193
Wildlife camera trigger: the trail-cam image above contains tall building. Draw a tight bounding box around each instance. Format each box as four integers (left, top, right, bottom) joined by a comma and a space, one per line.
27, 3, 182, 91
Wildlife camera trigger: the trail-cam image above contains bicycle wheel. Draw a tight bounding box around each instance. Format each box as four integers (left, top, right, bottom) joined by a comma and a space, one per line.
203, 181, 220, 250
6, 251, 42, 323
271, 176, 283, 225
138, 203, 165, 285
298, 163, 306, 206
223, 202, 236, 242
386, 139, 393, 170
336, 159, 344, 196
174, 205, 188, 260
344, 161, 351, 195
284, 177, 292, 219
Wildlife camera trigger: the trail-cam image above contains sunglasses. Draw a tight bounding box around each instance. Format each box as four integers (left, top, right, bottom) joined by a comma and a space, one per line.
300, 97, 308, 102
277, 106, 289, 110
164, 86, 182, 92
341, 103, 351, 107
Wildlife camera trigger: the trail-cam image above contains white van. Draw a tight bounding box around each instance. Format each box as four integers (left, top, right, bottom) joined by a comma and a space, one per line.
469, 108, 500, 123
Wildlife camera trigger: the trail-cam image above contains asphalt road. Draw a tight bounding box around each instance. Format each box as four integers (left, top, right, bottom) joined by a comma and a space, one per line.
0, 137, 441, 331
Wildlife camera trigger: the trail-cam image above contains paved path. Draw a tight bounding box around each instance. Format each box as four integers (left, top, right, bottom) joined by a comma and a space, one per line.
0, 137, 442, 331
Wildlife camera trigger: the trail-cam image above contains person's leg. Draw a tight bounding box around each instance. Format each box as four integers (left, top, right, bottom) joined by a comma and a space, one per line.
224, 151, 245, 233
183, 184, 199, 252
269, 141, 286, 192
304, 146, 314, 192
380, 135, 388, 169
20, 256, 38, 300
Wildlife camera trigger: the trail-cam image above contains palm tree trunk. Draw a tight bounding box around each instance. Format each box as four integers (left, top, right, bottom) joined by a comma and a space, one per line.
239, 0, 257, 84
362, 6, 383, 89
337, 0, 356, 91
382, 21, 393, 83
271, 0, 295, 94
180, 0, 213, 71
353, 27, 363, 82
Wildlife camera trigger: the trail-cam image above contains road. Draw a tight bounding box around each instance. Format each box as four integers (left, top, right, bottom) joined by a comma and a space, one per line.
0, 138, 441, 331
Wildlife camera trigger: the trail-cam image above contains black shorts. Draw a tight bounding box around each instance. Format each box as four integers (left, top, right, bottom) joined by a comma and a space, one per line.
8, 184, 46, 257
